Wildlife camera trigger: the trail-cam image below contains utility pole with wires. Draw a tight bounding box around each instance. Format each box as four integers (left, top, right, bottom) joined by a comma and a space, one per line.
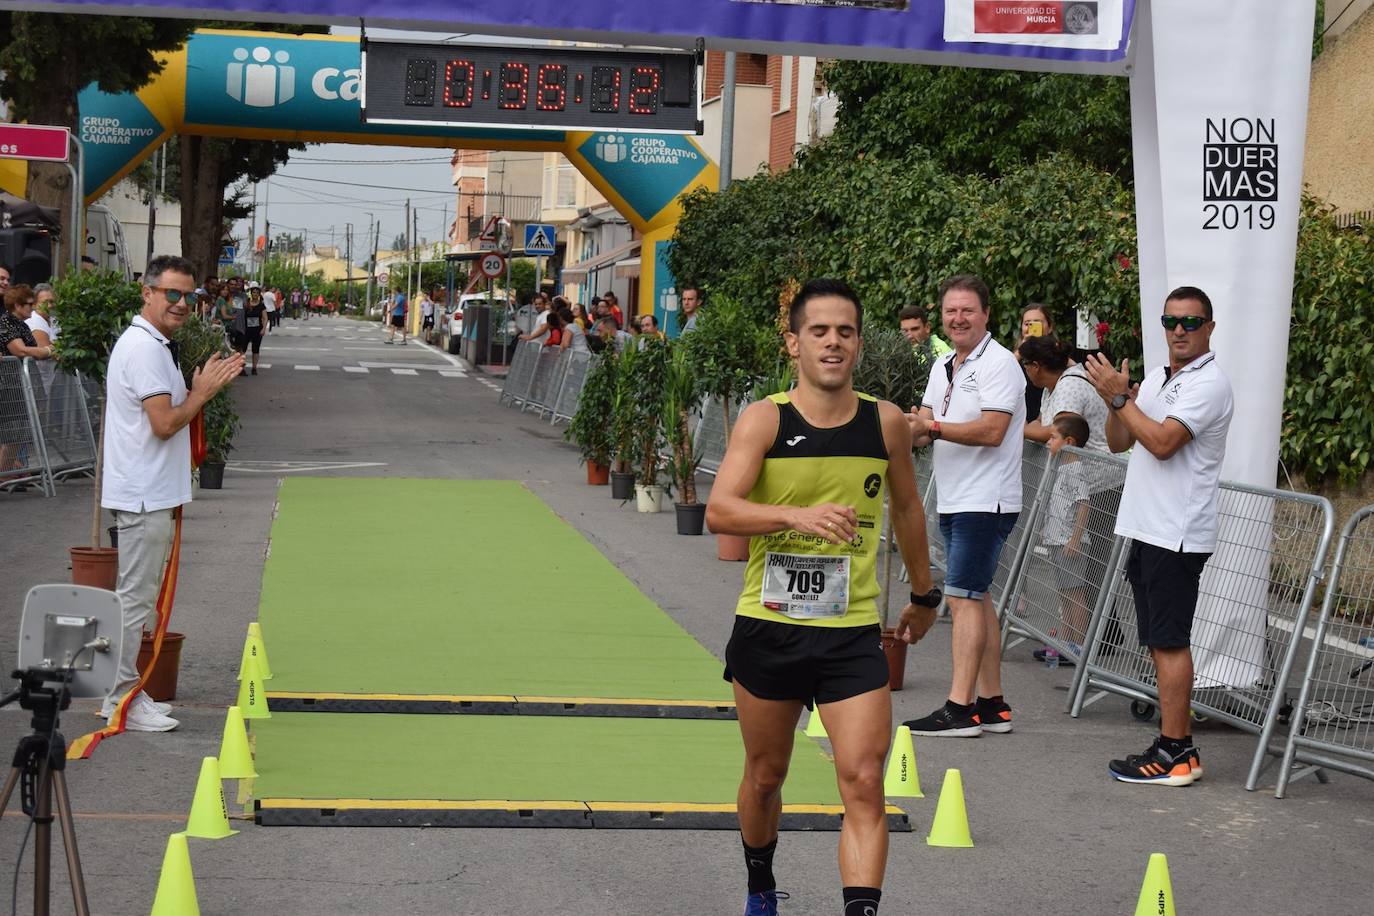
259, 177, 271, 285
345, 222, 353, 310
412, 205, 421, 307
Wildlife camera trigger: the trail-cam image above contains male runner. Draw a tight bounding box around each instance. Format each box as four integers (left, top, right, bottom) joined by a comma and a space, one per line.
707, 278, 942, 916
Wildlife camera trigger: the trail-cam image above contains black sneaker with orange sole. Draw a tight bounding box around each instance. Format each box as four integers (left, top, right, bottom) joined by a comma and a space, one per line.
975, 699, 1013, 734
1108, 738, 1197, 786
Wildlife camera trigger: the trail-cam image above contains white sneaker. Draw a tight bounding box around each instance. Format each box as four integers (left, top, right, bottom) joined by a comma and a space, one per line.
98, 691, 172, 719
121, 695, 179, 732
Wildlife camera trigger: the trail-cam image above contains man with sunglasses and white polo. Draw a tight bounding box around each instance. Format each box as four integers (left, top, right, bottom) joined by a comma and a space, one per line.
101, 256, 244, 731
1085, 286, 1233, 786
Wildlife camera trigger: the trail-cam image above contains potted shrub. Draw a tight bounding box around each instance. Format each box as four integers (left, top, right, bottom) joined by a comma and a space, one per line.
49, 270, 141, 588
663, 342, 706, 533
565, 346, 618, 484
198, 392, 240, 489
608, 342, 640, 500
852, 325, 937, 689
629, 337, 670, 512
683, 298, 778, 558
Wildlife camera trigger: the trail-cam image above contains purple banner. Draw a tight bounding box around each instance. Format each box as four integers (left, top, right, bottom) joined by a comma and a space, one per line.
36, 1, 1134, 73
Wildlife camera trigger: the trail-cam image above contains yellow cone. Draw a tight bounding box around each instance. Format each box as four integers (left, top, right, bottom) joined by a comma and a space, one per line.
217, 707, 258, 779
185, 757, 238, 839
925, 769, 973, 847
236, 667, 271, 720
1133, 853, 1176, 916
804, 710, 828, 738
883, 726, 923, 798
150, 832, 200, 916
237, 622, 273, 680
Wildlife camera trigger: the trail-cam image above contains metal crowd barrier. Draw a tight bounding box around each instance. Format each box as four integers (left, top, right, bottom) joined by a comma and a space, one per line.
550, 351, 592, 424
695, 397, 746, 475
0, 356, 55, 495
1276, 505, 1374, 796
32, 368, 98, 482
1000, 445, 1127, 659
500, 340, 542, 407
522, 348, 567, 418
1062, 452, 1335, 791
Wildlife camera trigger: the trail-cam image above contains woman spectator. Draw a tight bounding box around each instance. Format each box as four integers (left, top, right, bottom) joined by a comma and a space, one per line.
2, 285, 55, 361
1015, 304, 1055, 422
559, 307, 589, 353
542, 309, 564, 348
1018, 335, 1107, 453
569, 300, 589, 331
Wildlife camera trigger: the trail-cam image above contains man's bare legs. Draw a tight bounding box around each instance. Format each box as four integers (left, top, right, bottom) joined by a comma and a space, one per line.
947, 594, 1002, 704
734, 682, 801, 847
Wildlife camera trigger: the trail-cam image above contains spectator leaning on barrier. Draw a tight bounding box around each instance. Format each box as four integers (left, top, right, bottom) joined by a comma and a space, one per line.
2, 285, 55, 362
1085, 285, 1233, 787
898, 303, 951, 358
26, 283, 58, 348
904, 274, 1026, 738
101, 256, 244, 731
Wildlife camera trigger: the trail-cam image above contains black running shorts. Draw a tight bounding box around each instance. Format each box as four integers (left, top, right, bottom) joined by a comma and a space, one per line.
1125, 541, 1211, 649
724, 617, 888, 709
244, 330, 263, 354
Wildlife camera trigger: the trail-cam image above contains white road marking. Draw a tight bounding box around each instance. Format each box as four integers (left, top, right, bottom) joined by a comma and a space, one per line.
390, 368, 419, 376
295, 365, 320, 371
439, 371, 467, 378
343, 366, 370, 373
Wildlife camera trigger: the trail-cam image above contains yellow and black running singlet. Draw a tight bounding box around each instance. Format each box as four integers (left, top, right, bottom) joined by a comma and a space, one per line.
735, 392, 889, 629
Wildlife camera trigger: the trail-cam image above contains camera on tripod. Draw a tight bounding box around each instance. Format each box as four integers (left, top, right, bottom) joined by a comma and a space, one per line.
1, 585, 124, 916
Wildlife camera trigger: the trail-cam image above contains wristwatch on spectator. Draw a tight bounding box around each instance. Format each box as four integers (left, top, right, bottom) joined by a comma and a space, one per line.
910, 586, 943, 608
929, 420, 942, 439
1110, 393, 1129, 410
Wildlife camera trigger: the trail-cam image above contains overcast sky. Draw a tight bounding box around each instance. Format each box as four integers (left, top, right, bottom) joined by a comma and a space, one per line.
229, 28, 541, 262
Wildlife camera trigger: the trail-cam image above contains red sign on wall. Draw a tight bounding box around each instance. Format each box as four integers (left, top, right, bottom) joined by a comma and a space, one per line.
0, 124, 71, 163
974, 2, 1100, 36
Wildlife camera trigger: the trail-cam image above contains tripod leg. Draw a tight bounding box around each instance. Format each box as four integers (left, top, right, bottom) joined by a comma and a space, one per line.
34, 764, 52, 916
0, 765, 20, 815
52, 771, 92, 916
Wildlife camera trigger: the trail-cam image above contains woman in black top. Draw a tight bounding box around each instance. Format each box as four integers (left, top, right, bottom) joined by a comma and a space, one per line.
240, 286, 269, 375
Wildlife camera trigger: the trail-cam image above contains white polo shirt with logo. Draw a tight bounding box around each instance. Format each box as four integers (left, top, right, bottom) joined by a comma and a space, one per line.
101, 316, 192, 513
1114, 352, 1233, 553
921, 332, 1026, 514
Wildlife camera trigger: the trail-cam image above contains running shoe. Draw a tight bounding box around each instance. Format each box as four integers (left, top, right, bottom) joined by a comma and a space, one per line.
744, 890, 789, 916
1032, 647, 1075, 667
975, 698, 1014, 734
1108, 737, 1196, 786
1187, 745, 1203, 781
903, 702, 983, 738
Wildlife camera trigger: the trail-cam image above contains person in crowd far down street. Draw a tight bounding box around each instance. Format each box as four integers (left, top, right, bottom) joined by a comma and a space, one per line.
1016, 304, 1054, 421
1085, 285, 1233, 787
419, 291, 435, 342
569, 300, 589, 330
680, 285, 703, 333
100, 256, 243, 732
904, 274, 1025, 738
559, 307, 589, 353
593, 316, 632, 353
707, 278, 939, 916
639, 313, 665, 342
387, 287, 408, 345
262, 285, 278, 330
240, 282, 269, 375
81, 255, 98, 272
897, 303, 951, 358
602, 291, 624, 328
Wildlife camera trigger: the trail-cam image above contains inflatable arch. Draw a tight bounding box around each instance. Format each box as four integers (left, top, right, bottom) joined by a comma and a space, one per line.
0, 29, 718, 326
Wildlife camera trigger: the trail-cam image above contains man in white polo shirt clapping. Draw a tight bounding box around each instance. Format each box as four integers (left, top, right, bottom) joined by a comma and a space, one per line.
101, 255, 244, 731
902, 275, 1026, 737
1085, 286, 1233, 786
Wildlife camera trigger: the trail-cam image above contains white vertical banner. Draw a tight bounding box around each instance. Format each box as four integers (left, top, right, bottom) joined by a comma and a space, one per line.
1130, 0, 1316, 688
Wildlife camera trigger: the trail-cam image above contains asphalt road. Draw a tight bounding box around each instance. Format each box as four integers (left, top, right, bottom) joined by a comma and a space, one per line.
2, 315, 1370, 916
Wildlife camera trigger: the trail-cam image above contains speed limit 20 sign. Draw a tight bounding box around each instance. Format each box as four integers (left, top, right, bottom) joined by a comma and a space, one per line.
478, 252, 506, 279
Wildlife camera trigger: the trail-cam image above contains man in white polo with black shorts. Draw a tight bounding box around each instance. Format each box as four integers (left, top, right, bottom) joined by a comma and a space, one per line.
904, 274, 1026, 737
1086, 285, 1233, 786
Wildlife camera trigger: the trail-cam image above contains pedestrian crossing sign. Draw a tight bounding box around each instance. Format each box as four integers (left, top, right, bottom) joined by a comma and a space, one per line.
524, 223, 556, 256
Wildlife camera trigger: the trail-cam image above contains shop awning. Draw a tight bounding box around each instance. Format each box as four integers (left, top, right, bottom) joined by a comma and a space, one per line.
561, 240, 640, 280
614, 257, 641, 279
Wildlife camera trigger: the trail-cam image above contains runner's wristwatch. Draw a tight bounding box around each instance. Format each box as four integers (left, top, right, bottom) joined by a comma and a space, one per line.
1110, 393, 1129, 410
910, 587, 943, 608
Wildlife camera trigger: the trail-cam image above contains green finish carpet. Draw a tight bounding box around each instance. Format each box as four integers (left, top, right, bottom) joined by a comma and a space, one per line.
258, 478, 732, 701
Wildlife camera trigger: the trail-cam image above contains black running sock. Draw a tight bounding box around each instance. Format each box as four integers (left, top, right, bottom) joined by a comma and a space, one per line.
1159, 734, 1190, 754
843, 886, 882, 915
743, 837, 778, 895
976, 695, 1004, 708
946, 699, 975, 716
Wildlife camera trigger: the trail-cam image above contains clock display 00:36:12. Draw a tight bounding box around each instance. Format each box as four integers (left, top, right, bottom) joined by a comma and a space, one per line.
418, 59, 664, 115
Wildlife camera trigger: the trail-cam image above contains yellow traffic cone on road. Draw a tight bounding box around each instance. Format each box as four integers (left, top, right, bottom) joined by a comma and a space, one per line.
185, 757, 238, 839
925, 769, 973, 847
236, 663, 271, 720
1133, 853, 1176, 916
217, 706, 258, 779
150, 832, 200, 916
883, 726, 923, 798
804, 709, 828, 738
237, 622, 273, 680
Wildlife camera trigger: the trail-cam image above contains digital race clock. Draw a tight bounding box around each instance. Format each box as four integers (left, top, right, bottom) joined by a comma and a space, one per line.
360, 39, 702, 135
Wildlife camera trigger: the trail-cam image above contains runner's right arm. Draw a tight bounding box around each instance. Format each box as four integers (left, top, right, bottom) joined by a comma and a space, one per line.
705, 399, 858, 544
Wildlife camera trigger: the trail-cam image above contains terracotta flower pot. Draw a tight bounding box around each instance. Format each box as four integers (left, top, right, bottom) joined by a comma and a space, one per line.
881, 627, 909, 691
136, 631, 186, 702
70, 546, 118, 591
715, 533, 750, 562
586, 461, 610, 485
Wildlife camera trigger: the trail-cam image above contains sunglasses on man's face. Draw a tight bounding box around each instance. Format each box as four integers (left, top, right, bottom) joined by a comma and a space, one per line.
1160, 314, 1208, 332
148, 286, 200, 306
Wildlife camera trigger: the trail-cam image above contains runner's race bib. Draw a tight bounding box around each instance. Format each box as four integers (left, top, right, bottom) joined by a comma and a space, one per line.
761, 552, 850, 619
247, 316, 261, 328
